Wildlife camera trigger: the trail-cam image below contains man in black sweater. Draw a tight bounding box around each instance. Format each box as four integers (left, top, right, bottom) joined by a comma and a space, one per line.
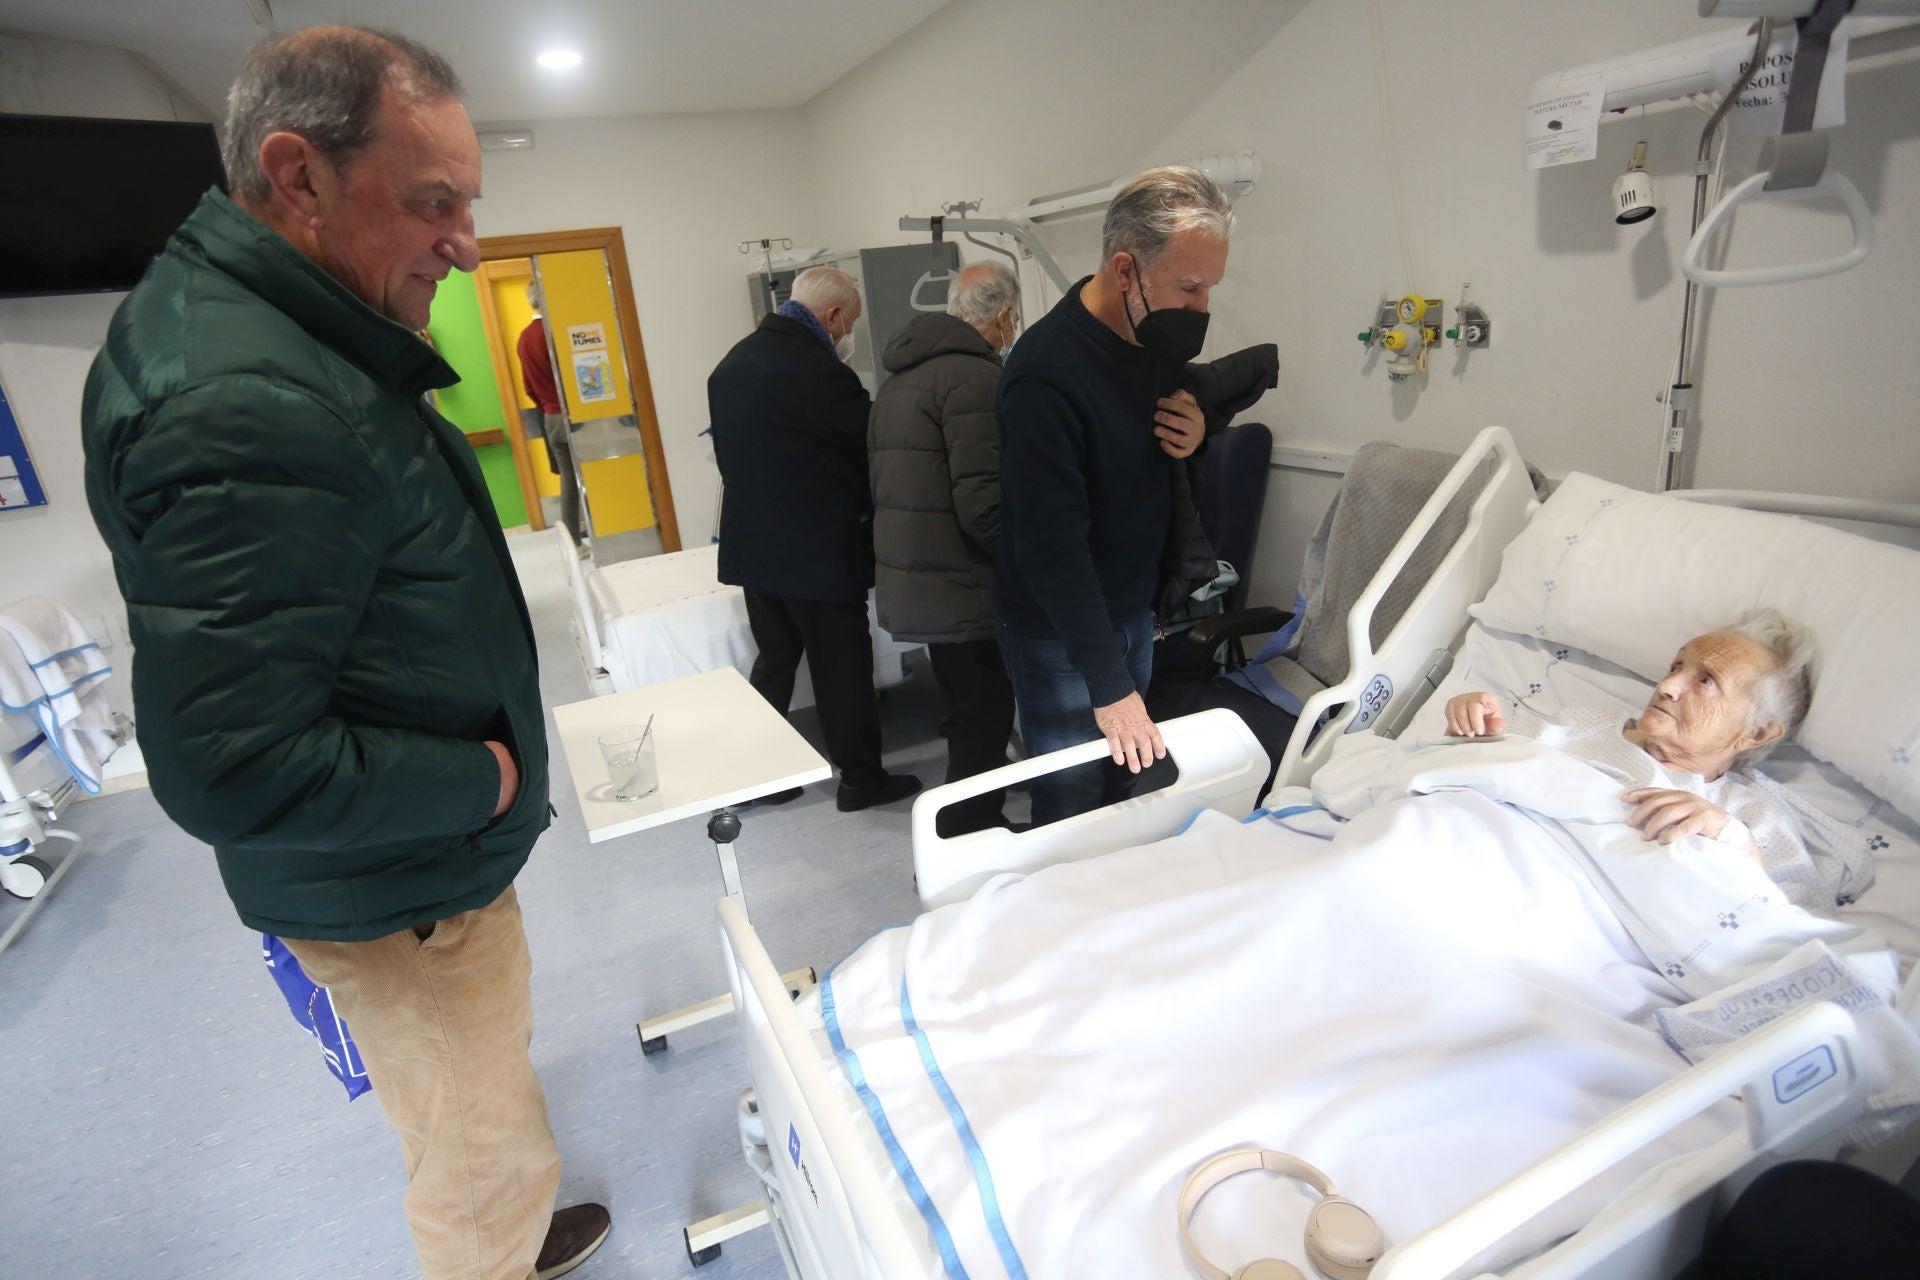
710, 265, 920, 811
995, 166, 1233, 824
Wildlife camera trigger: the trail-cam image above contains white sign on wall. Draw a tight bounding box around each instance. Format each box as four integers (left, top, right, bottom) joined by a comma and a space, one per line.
1708, 26, 1849, 137
1522, 76, 1602, 170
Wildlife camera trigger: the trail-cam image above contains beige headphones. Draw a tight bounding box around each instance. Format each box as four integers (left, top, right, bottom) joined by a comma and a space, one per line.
1179, 1147, 1384, 1280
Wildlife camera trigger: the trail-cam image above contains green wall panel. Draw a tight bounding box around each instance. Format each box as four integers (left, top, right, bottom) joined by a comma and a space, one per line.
425, 271, 524, 528
426, 270, 504, 431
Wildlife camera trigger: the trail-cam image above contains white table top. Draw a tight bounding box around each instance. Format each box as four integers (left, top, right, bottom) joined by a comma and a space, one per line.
552, 666, 831, 843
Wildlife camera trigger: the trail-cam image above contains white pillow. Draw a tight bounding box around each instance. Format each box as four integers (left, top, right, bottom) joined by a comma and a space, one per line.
1471, 471, 1920, 825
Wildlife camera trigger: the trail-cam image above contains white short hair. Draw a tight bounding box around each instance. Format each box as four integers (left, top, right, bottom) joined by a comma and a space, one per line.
789, 266, 859, 316
1101, 164, 1235, 268
946, 262, 1020, 326
1726, 607, 1816, 766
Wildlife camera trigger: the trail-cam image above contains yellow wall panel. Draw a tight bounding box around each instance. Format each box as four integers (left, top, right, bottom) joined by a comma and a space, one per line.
580, 454, 655, 535
491, 271, 541, 412
538, 250, 635, 424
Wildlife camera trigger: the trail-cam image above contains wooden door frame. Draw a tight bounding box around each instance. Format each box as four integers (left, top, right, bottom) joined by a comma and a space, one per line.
475, 227, 681, 553
469, 256, 544, 532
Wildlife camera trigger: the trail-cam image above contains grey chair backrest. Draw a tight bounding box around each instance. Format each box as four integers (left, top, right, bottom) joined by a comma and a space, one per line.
1260, 441, 1539, 704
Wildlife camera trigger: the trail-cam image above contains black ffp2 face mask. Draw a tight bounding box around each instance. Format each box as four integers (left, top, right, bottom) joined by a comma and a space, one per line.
1124, 259, 1210, 365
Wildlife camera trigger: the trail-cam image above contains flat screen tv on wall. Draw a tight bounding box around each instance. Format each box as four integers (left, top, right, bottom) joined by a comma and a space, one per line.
0, 114, 227, 298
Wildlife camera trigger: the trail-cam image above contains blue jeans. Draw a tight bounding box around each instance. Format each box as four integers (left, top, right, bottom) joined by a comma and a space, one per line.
999, 610, 1155, 826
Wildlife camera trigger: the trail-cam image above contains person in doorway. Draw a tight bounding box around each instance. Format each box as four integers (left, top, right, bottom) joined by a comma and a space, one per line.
518, 280, 585, 547
81, 27, 609, 1280
995, 166, 1231, 824
869, 261, 1021, 835
709, 266, 920, 811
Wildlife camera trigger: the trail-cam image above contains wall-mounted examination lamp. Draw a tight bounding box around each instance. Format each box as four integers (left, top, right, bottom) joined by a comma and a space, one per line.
1614, 141, 1657, 224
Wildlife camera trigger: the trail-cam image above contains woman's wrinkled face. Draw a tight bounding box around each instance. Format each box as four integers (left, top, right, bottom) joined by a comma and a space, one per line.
1634, 631, 1781, 776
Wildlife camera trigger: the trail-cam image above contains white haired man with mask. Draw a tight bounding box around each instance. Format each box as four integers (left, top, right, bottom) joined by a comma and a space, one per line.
869, 261, 1022, 834
82, 25, 608, 1280
1445, 610, 1864, 908
994, 166, 1228, 824
710, 266, 921, 810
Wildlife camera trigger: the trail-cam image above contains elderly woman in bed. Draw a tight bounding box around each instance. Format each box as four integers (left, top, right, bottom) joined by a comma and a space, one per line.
1441, 610, 1837, 906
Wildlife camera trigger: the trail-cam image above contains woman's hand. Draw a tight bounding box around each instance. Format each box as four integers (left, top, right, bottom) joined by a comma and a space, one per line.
1444, 692, 1506, 737
1623, 788, 1731, 844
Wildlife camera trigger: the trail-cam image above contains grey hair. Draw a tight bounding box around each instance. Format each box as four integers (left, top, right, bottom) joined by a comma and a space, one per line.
525, 279, 541, 309
1726, 607, 1817, 765
789, 266, 860, 317
1100, 164, 1236, 268
946, 262, 1020, 326
222, 25, 464, 205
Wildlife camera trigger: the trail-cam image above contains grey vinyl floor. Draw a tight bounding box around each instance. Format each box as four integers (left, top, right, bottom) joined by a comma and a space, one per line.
0, 530, 943, 1279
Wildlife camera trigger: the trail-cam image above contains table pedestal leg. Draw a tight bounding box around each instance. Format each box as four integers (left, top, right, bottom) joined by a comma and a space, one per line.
637, 808, 815, 1054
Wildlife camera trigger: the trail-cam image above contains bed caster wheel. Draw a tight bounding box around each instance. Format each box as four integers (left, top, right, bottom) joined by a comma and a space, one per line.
1, 854, 51, 900
640, 1032, 669, 1056
685, 1236, 721, 1267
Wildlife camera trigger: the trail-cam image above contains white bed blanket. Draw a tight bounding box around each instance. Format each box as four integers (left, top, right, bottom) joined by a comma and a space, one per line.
823, 797, 1738, 1280
1310, 732, 1895, 1001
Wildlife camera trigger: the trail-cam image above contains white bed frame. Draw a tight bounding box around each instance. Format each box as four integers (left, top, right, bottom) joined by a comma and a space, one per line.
713, 434, 1920, 1277
0, 715, 88, 958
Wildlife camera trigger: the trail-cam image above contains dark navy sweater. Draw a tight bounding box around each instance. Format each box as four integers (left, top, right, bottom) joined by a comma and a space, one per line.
993, 278, 1182, 707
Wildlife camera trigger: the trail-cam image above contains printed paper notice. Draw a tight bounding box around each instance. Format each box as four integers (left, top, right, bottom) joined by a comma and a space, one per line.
572, 351, 615, 404
0, 454, 24, 509
1524, 76, 1602, 170
567, 323, 617, 404
1708, 26, 1848, 138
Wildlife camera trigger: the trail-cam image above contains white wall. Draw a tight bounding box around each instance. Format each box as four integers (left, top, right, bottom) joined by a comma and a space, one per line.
800, 0, 1920, 606
0, 35, 213, 716
470, 110, 818, 547
0, 30, 211, 120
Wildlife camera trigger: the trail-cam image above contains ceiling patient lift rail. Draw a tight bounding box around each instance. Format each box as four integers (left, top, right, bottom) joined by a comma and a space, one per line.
898, 214, 1074, 295
1682, 0, 1908, 287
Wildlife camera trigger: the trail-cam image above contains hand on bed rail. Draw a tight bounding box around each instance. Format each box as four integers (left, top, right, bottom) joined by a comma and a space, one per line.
1443, 692, 1506, 738
1093, 691, 1167, 774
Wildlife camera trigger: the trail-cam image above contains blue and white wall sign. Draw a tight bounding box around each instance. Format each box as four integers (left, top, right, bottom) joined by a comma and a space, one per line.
0, 375, 48, 512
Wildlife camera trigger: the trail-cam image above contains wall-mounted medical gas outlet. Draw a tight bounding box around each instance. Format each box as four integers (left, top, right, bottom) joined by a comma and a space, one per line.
1356, 294, 1443, 382
1446, 283, 1492, 350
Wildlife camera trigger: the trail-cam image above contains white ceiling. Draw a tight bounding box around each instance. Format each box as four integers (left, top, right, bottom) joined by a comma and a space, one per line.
0, 0, 951, 122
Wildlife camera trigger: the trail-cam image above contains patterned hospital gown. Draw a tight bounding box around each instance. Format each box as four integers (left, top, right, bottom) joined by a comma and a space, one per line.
1500, 704, 1873, 916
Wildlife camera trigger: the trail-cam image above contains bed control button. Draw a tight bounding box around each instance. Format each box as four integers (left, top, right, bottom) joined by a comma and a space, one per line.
1772, 1044, 1836, 1104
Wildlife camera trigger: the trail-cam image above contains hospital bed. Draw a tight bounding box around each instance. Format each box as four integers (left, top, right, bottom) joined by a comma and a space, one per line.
712, 427, 1920, 1277
558, 530, 915, 704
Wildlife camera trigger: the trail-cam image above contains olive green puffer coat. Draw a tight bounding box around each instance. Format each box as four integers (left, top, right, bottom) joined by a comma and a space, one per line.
82, 190, 550, 942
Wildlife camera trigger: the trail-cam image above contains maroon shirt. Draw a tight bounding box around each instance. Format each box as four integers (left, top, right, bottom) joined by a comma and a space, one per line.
516, 317, 562, 414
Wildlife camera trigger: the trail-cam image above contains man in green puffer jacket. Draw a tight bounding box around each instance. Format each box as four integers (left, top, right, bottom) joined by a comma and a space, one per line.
82, 26, 607, 1280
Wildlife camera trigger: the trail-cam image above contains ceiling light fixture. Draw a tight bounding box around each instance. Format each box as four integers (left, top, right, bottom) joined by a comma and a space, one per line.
536, 49, 582, 71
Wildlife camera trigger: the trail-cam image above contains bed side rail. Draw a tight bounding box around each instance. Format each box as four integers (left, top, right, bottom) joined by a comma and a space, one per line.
910, 707, 1269, 911
1374, 1002, 1869, 1280
558, 524, 606, 673
719, 898, 926, 1279
1272, 425, 1538, 793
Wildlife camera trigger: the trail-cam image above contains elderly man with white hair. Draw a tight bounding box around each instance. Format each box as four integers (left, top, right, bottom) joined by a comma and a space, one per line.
1445, 609, 1852, 907
869, 261, 1023, 835
709, 266, 920, 810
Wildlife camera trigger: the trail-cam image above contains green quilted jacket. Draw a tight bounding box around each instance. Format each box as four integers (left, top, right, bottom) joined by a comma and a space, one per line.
82, 190, 551, 941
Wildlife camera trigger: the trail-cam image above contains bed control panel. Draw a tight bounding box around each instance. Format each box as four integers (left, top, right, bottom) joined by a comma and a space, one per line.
1772, 1044, 1837, 1105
